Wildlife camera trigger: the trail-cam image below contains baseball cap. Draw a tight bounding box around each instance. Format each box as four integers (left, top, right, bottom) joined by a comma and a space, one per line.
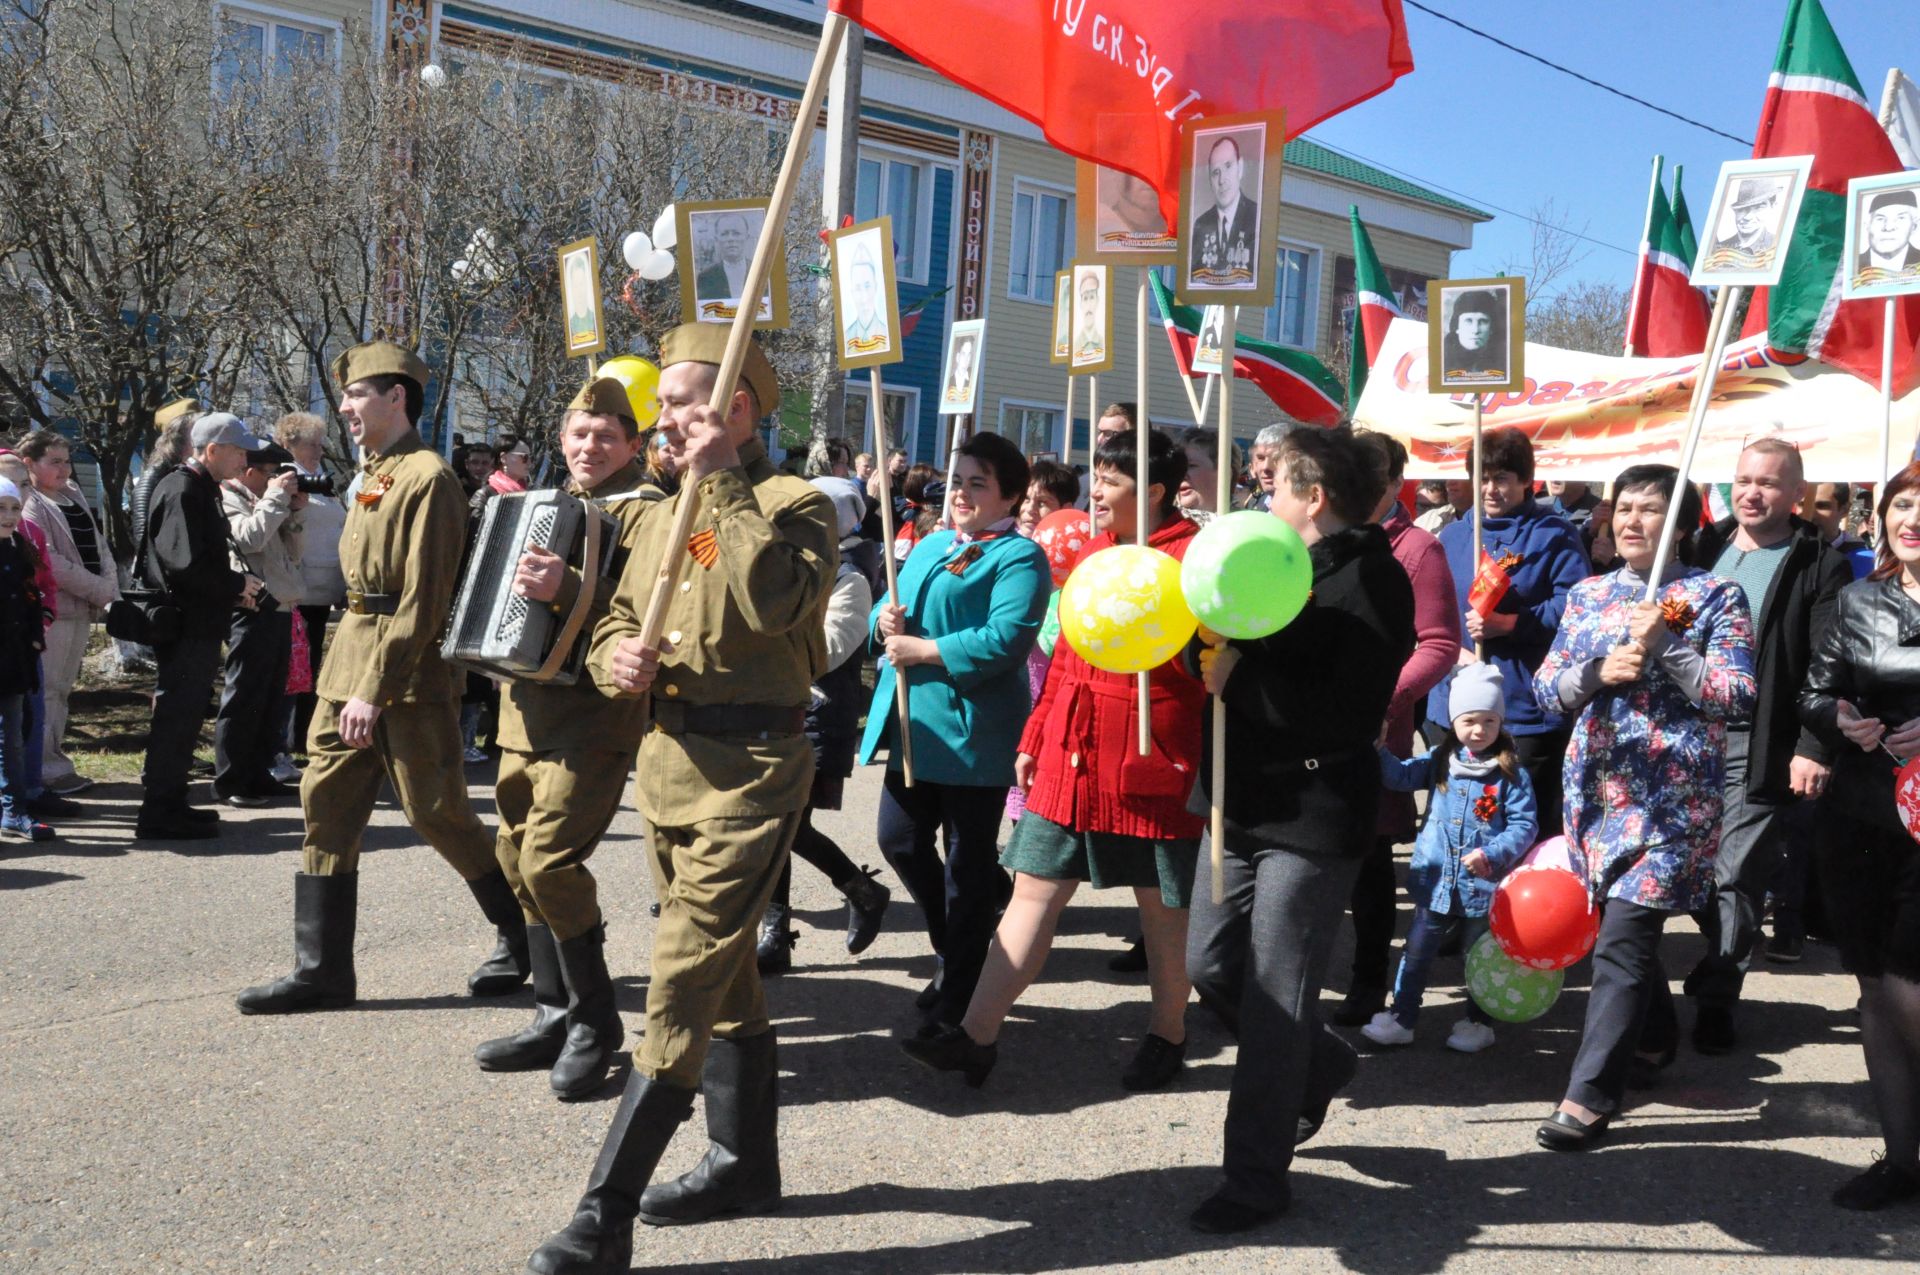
191, 412, 266, 452
246, 441, 294, 468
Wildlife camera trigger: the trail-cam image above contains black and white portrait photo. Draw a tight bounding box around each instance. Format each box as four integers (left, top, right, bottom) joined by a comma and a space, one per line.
676, 199, 786, 327
1176, 110, 1284, 305
829, 218, 902, 371
558, 237, 604, 358
1426, 276, 1526, 394
1192, 306, 1227, 375
939, 319, 986, 416
1051, 271, 1073, 364
1079, 161, 1177, 264
1844, 173, 1920, 300
1692, 156, 1811, 287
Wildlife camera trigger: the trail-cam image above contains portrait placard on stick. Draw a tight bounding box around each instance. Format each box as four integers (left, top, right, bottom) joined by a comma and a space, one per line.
1426, 278, 1527, 395
829, 217, 904, 371
1068, 263, 1114, 375
1691, 155, 1813, 287
1050, 270, 1073, 365
676, 198, 790, 328
1191, 306, 1228, 375
938, 319, 986, 417
1843, 171, 1920, 300
1077, 159, 1178, 265
558, 237, 606, 359
1176, 109, 1286, 306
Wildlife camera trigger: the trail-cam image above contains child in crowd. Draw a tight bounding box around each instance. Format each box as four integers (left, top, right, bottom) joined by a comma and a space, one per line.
0, 476, 54, 842
1365, 663, 1535, 1052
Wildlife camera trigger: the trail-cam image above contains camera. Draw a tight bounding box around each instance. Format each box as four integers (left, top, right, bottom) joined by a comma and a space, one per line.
278, 464, 335, 497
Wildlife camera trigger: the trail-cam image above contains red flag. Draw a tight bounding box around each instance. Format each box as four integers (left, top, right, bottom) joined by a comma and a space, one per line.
827, 1, 1413, 228
1467, 550, 1518, 618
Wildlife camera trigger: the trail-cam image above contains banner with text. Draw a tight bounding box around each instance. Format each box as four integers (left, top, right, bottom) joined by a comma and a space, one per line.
1354, 316, 1920, 482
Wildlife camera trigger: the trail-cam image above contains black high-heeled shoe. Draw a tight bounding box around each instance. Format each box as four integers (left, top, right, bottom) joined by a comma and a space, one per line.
899, 1023, 997, 1088
1536, 1108, 1611, 1152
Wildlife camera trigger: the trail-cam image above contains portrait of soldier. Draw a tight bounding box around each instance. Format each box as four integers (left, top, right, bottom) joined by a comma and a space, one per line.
1052, 274, 1073, 359
1188, 131, 1260, 287
1855, 187, 1920, 283
943, 334, 978, 407
840, 247, 890, 357
1073, 269, 1106, 364
564, 251, 599, 347
1711, 177, 1786, 267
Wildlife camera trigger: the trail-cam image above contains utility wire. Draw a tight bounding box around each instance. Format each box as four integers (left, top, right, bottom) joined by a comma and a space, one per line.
1402, 0, 1754, 149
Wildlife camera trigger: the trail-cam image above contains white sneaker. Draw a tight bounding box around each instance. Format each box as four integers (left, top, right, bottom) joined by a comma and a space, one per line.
269, 754, 302, 784
463, 746, 489, 765
1446, 1020, 1496, 1054
1360, 1011, 1415, 1046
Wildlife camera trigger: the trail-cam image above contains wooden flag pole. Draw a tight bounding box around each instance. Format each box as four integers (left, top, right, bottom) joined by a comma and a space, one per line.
1469, 392, 1484, 661
1209, 307, 1238, 905
870, 368, 914, 787
1197, 374, 1216, 428
1136, 279, 1151, 756
1178, 369, 1206, 424
1882, 296, 1898, 488
632, 13, 848, 655
1086, 373, 1099, 540
1646, 284, 1739, 597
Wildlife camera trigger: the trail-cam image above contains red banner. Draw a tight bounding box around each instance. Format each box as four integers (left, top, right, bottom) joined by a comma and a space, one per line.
828, 1, 1413, 228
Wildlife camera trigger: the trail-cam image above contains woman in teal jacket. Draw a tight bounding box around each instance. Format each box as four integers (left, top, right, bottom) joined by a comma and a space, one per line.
860, 431, 1051, 1030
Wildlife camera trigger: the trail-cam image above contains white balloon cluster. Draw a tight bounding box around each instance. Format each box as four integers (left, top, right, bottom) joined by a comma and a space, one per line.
451, 227, 503, 286
619, 206, 678, 281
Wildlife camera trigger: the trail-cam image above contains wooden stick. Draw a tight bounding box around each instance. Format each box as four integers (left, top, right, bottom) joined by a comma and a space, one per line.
1135, 280, 1151, 756
1178, 368, 1205, 424
1470, 393, 1484, 662
1646, 285, 1738, 597
940, 412, 965, 528
631, 13, 847, 655
1197, 374, 1216, 428
1086, 373, 1098, 541
1883, 295, 1897, 488
1210, 307, 1238, 906
870, 367, 914, 787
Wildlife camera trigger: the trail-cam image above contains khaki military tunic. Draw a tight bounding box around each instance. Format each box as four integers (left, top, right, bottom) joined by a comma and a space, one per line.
588, 437, 835, 1086
494, 461, 663, 939
300, 430, 494, 880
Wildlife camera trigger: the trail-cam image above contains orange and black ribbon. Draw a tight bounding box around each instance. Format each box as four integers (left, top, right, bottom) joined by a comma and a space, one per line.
687, 527, 719, 569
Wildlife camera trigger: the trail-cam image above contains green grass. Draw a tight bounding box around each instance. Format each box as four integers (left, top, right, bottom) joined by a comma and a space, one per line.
62, 635, 214, 783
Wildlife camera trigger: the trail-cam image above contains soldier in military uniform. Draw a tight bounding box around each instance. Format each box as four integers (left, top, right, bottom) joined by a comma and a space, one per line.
237, 341, 531, 1015
524, 326, 836, 1275
473, 377, 663, 1100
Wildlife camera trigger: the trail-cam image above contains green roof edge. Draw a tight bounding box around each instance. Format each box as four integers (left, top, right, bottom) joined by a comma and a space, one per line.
1286, 137, 1491, 221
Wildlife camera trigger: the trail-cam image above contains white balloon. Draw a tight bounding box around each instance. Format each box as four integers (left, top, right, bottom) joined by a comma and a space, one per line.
639, 248, 677, 282
419, 64, 447, 88
450, 258, 470, 281
651, 206, 678, 253
621, 230, 652, 271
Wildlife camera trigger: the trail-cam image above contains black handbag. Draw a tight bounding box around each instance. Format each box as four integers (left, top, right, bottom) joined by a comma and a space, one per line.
106, 516, 182, 645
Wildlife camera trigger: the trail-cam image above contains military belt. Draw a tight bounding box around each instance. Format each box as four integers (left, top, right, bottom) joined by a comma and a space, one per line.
346, 591, 400, 616
650, 700, 806, 739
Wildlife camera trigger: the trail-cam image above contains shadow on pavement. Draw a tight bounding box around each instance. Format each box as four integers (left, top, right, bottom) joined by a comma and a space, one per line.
0, 866, 84, 890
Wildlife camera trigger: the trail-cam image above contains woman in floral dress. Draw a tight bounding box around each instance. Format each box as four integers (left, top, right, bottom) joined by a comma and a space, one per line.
1531, 464, 1756, 1150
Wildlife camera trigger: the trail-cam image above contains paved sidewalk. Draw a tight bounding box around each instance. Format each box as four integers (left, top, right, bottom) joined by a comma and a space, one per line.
2, 763, 1915, 1273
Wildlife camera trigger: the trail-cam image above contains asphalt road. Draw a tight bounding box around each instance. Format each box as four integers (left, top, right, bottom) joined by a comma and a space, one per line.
3, 761, 1916, 1273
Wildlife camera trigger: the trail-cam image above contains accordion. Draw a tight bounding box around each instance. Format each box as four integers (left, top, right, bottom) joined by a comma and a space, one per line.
441, 489, 619, 685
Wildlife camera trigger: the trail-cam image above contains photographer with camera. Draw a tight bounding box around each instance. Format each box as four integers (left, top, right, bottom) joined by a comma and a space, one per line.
273, 412, 346, 777
136, 413, 265, 840
214, 440, 307, 808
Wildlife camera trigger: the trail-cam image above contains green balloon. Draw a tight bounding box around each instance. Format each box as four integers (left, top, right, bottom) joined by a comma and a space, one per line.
1179, 510, 1312, 640
1465, 931, 1564, 1023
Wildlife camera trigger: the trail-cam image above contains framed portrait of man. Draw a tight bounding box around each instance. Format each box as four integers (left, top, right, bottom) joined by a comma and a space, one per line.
1050, 270, 1073, 365
1191, 306, 1228, 375
1691, 155, 1813, 287
1076, 160, 1178, 265
938, 319, 987, 417
557, 237, 606, 359
829, 217, 903, 371
1843, 171, 1920, 300
1069, 263, 1113, 375
1425, 277, 1527, 394
1176, 108, 1286, 305
675, 198, 789, 328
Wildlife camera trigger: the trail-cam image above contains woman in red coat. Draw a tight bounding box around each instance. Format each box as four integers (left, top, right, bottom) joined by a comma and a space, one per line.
903, 428, 1206, 1091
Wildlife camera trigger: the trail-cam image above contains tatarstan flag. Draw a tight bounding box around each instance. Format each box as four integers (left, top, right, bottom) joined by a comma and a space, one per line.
1347, 206, 1402, 408
1741, 0, 1920, 393
827, 1, 1413, 230
1149, 273, 1344, 425
1625, 170, 1710, 357
1673, 164, 1701, 266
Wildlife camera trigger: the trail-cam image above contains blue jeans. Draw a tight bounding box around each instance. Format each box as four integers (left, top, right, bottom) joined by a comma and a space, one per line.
1390, 902, 1492, 1027
0, 691, 26, 819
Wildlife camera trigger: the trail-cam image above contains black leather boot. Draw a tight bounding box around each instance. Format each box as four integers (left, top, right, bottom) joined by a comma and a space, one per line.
475, 923, 566, 1071
467, 869, 532, 996
838, 867, 892, 956
637, 1031, 781, 1225
524, 1072, 697, 1275
755, 901, 796, 976
236, 873, 357, 1014
551, 924, 624, 1101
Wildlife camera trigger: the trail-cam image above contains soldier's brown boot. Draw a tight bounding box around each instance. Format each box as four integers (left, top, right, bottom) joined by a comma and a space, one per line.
237, 873, 357, 1014
637, 1030, 781, 1225
551, 924, 624, 1101
467, 869, 532, 996
475, 924, 566, 1071
524, 1072, 696, 1275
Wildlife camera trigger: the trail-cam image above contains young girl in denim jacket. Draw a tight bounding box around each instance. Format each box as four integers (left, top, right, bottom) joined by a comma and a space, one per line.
1364, 662, 1536, 1053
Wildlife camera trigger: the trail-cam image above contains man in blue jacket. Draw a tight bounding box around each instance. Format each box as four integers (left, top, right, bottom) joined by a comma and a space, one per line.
1431, 427, 1590, 833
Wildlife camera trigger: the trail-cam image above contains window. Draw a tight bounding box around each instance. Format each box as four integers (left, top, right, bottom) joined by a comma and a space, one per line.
214, 6, 333, 101
1263, 244, 1320, 350
1000, 402, 1063, 457
844, 384, 919, 460
1009, 180, 1073, 302
855, 153, 931, 283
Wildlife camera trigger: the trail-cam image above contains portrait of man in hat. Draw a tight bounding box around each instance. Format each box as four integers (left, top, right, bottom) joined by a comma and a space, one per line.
1070, 264, 1110, 373
1711, 175, 1787, 266
1855, 185, 1920, 283
1439, 285, 1509, 384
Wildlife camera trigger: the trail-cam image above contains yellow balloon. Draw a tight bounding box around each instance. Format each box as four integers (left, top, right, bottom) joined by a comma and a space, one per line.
597, 355, 662, 431
1059, 544, 1198, 674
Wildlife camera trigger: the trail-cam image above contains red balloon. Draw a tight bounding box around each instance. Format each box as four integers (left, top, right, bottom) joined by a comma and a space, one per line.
1033, 508, 1095, 587
1489, 866, 1598, 971
1896, 756, 1920, 844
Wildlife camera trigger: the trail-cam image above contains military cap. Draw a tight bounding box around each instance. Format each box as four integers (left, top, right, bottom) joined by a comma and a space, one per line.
658, 323, 778, 418
154, 397, 200, 430
330, 340, 430, 393
568, 376, 638, 424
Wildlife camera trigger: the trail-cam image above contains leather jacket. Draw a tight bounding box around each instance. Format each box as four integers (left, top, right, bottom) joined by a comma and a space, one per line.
1799, 576, 1920, 830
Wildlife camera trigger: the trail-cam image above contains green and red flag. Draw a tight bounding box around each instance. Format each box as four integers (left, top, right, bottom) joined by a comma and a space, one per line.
1672, 164, 1701, 266
1625, 167, 1711, 357
1347, 206, 1403, 407
1149, 272, 1343, 425
1741, 0, 1920, 393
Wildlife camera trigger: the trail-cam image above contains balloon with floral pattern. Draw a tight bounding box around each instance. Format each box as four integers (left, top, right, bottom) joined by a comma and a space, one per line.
1465, 932, 1564, 1023
1059, 543, 1197, 674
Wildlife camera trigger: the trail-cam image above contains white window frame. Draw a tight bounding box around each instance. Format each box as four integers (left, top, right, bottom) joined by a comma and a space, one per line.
211, 2, 343, 93
1006, 176, 1075, 305
854, 143, 940, 287
997, 398, 1067, 458
845, 382, 923, 462
1263, 238, 1322, 351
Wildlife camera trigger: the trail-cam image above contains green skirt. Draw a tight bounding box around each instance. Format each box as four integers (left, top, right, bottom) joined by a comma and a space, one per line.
1000, 810, 1199, 909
